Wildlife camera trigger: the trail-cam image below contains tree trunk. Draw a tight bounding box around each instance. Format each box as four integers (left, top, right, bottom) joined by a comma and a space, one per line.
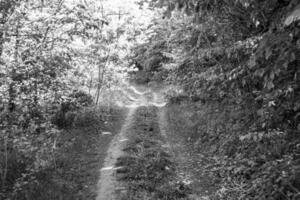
88, 74, 93, 95
1, 136, 8, 189
0, 32, 4, 57
8, 20, 20, 112
95, 50, 110, 105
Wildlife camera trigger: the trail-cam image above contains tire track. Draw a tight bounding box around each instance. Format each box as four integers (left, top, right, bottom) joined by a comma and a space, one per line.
96, 107, 136, 200
96, 85, 168, 200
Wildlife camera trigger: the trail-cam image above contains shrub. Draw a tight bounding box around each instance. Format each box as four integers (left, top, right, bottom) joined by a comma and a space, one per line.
69, 90, 93, 107
129, 71, 151, 84
73, 108, 102, 128
52, 90, 93, 129
167, 101, 300, 199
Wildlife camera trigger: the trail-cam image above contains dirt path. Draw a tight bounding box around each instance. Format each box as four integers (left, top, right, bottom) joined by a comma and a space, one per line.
96, 85, 154, 200
96, 107, 136, 200
96, 85, 181, 200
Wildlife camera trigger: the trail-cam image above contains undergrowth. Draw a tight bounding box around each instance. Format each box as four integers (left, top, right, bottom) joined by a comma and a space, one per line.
167, 101, 300, 200
130, 1, 300, 198
116, 106, 191, 200
1, 105, 125, 200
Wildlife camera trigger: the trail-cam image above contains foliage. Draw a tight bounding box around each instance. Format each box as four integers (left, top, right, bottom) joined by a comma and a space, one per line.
52, 90, 94, 129
131, 0, 300, 199
0, 0, 149, 198
8, 105, 124, 200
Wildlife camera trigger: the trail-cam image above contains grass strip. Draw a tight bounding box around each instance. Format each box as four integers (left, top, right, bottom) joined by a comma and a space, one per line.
116, 106, 191, 200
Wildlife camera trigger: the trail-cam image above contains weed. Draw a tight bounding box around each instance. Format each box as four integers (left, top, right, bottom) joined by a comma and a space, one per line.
116, 107, 191, 200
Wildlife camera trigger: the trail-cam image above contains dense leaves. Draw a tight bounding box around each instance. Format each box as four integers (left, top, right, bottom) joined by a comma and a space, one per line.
0, 0, 148, 198
131, 0, 300, 199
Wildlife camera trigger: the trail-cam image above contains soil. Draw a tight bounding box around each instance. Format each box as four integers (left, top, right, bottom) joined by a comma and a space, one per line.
96, 107, 136, 200
95, 85, 218, 200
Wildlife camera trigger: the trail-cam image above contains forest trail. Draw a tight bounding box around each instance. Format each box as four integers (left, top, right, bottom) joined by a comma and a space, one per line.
96, 85, 167, 200
96, 107, 136, 200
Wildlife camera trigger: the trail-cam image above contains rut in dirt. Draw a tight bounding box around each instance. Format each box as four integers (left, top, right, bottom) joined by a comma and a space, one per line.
96, 86, 167, 200
96, 107, 136, 200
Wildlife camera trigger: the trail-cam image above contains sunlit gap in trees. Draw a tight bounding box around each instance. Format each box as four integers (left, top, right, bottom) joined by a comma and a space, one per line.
60, 0, 157, 104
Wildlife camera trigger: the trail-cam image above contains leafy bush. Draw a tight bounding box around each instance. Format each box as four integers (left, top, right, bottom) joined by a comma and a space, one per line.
73, 108, 102, 128
129, 70, 151, 84
136, 1, 300, 199
0, 90, 93, 198
69, 90, 94, 107
167, 101, 300, 199
52, 90, 93, 129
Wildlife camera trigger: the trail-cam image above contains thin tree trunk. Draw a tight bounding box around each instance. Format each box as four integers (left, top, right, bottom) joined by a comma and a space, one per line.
32, 27, 50, 108
95, 62, 102, 104
0, 32, 4, 58
0, 1, 12, 57
8, 20, 20, 112
95, 50, 110, 105
1, 136, 8, 189
88, 74, 93, 95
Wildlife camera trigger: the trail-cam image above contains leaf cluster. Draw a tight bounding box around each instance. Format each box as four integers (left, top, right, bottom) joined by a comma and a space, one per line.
133, 0, 300, 199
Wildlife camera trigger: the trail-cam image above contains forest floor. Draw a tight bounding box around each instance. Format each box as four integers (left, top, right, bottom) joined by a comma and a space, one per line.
95, 85, 218, 200
45, 107, 126, 200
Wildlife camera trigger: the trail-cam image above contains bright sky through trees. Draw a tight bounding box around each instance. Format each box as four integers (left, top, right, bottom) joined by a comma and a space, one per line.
61, 0, 157, 91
